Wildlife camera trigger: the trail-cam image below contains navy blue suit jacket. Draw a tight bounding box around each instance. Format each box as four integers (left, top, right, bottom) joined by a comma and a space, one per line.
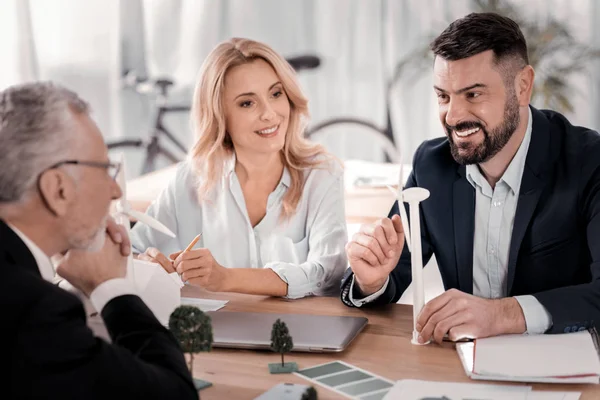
341, 107, 600, 334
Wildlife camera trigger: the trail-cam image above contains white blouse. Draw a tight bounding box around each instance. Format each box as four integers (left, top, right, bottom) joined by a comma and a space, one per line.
130, 157, 348, 299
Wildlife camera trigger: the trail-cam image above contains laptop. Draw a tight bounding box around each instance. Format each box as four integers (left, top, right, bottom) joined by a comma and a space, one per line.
206, 311, 368, 353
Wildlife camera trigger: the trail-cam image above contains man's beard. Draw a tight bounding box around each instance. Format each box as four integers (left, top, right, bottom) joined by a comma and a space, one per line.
446, 91, 520, 165
66, 217, 107, 252
84, 228, 106, 252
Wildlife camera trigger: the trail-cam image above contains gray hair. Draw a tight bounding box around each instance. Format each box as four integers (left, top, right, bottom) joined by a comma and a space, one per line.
0, 81, 90, 203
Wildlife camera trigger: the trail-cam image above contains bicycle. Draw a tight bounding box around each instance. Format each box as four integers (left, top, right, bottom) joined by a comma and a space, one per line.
107, 72, 190, 175
303, 61, 403, 163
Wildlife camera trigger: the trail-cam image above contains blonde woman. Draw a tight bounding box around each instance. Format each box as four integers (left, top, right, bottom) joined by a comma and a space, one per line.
130, 38, 347, 298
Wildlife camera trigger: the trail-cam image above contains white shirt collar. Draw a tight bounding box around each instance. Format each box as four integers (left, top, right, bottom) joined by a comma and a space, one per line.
225, 152, 292, 188
7, 223, 55, 282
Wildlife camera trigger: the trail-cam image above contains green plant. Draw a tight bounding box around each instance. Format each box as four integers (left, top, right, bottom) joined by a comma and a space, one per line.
270, 319, 294, 366
393, 0, 600, 113
169, 305, 213, 374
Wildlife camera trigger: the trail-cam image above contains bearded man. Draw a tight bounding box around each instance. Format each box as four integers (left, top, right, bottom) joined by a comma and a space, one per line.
341, 12, 600, 343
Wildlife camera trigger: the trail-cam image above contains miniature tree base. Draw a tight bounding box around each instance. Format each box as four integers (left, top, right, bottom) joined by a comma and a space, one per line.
268, 362, 298, 374
193, 378, 212, 390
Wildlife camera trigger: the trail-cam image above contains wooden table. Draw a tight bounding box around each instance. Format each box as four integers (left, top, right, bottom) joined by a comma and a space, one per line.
183, 286, 600, 399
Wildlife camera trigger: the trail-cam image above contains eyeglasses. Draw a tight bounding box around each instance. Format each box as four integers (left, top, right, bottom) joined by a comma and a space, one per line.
48, 160, 122, 180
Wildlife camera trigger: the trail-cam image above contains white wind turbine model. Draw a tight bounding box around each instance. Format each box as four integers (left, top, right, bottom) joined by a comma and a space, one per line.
113, 153, 176, 281
387, 158, 430, 345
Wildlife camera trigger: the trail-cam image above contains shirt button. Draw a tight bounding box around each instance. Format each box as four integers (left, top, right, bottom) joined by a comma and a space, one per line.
317, 283, 322, 288
490, 248, 496, 255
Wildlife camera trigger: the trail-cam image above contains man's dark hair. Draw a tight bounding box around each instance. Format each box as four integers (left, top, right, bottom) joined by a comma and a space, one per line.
430, 13, 529, 80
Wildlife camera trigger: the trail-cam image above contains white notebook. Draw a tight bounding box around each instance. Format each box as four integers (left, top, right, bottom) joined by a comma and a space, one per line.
456, 330, 600, 384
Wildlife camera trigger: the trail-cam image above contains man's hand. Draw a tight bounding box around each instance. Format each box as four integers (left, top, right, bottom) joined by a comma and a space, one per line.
56, 233, 128, 297
171, 248, 230, 292
346, 214, 405, 296
138, 247, 175, 273
416, 289, 527, 344
105, 216, 131, 257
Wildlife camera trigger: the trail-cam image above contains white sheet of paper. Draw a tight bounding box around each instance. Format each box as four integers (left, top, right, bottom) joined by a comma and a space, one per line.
526, 392, 581, 400
181, 296, 228, 312
474, 331, 600, 378
132, 259, 182, 325
383, 379, 531, 400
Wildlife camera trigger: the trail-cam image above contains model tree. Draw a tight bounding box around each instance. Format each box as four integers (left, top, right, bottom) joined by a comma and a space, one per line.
169, 305, 213, 390
269, 319, 298, 373
301, 386, 318, 400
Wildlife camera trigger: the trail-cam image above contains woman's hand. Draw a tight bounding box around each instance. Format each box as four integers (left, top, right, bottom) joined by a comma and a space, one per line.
171, 248, 230, 292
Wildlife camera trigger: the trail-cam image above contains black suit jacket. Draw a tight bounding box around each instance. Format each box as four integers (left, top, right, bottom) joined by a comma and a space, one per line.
1, 220, 198, 399
342, 107, 600, 334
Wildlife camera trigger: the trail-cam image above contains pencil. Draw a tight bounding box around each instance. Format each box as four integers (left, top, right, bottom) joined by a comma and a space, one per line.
184, 233, 202, 252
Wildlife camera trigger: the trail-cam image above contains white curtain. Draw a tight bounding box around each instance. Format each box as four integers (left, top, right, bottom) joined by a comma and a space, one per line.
1, 0, 599, 177
0, 0, 38, 89
0, 0, 122, 141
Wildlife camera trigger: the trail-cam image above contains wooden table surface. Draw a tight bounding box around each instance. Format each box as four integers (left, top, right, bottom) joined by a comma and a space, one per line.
183, 286, 600, 399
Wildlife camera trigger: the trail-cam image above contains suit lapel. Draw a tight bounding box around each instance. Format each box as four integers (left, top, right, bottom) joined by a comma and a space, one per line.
453, 167, 475, 294
507, 166, 544, 293
507, 107, 556, 294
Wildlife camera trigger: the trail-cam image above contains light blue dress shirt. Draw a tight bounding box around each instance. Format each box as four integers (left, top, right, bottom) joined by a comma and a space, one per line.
129, 157, 348, 299
351, 108, 553, 334
466, 108, 552, 334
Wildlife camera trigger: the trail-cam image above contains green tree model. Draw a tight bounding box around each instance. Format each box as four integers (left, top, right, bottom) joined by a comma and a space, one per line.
301, 386, 318, 400
270, 319, 294, 366
169, 305, 213, 377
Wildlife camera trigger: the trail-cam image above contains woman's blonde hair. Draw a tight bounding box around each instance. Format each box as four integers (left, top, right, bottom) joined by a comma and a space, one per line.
189, 38, 332, 218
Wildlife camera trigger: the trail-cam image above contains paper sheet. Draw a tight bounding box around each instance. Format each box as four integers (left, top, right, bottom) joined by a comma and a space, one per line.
132, 259, 182, 325
526, 392, 581, 400
180, 296, 228, 312
383, 379, 531, 400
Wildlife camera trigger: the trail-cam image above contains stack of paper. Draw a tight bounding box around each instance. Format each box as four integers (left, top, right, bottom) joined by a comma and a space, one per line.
383, 380, 581, 400
457, 331, 600, 384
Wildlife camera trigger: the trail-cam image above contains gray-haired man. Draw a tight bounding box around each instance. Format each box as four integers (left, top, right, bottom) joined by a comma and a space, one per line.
0, 82, 197, 399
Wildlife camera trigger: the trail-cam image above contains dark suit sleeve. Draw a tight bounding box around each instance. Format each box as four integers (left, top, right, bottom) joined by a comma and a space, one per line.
341, 143, 435, 307
15, 291, 197, 399
533, 139, 600, 334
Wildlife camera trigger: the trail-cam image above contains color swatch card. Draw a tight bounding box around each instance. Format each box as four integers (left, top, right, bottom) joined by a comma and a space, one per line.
295, 360, 393, 400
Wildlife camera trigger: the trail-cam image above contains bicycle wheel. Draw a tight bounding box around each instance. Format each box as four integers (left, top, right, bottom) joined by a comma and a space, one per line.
305, 118, 400, 163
